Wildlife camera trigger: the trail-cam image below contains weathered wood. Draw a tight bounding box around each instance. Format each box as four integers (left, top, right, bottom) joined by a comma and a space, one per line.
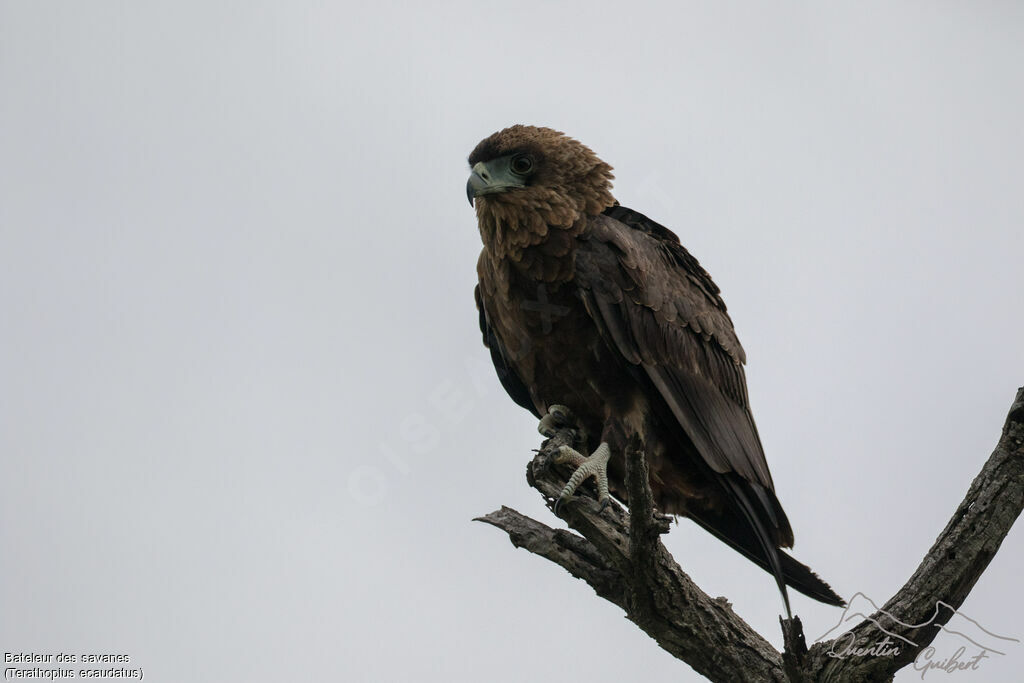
476, 388, 1024, 682
485, 425, 787, 682
805, 386, 1024, 682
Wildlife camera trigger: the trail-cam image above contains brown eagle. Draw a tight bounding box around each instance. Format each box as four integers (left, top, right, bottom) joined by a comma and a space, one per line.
468, 125, 843, 612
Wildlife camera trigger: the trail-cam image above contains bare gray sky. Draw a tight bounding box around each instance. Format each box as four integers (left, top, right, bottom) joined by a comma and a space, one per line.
2, 2, 1022, 681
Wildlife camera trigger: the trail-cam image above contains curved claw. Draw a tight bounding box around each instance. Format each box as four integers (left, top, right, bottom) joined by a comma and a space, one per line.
552, 493, 609, 518
552, 496, 563, 517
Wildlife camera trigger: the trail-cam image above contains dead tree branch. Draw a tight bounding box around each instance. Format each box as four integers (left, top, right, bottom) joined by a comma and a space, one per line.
476, 387, 1024, 682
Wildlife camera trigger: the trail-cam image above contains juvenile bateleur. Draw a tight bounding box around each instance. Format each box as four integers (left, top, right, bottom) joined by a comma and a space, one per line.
468, 125, 843, 613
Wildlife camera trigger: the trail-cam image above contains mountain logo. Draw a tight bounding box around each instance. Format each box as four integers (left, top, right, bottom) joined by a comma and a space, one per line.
814, 592, 1018, 676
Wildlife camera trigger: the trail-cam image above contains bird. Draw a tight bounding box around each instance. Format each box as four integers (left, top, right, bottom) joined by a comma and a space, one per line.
467, 124, 844, 613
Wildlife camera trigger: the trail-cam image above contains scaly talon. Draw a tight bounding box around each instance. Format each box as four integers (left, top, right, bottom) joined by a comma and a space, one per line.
551, 442, 611, 515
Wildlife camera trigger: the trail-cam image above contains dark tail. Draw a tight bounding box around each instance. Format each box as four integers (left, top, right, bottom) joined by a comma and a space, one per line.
692, 478, 845, 610
776, 549, 846, 607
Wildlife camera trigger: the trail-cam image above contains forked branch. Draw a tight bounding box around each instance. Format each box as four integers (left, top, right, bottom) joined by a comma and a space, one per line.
476, 388, 1024, 682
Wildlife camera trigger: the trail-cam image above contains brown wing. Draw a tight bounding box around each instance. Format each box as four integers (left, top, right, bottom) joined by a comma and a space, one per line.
578, 207, 776, 479
475, 284, 540, 419
573, 206, 798, 610
575, 207, 851, 609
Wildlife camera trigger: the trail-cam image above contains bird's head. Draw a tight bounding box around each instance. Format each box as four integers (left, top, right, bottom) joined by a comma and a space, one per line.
466, 125, 616, 227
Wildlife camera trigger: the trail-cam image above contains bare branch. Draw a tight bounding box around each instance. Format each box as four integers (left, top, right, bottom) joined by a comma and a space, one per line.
805, 386, 1024, 681
485, 425, 788, 682
476, 388, 1024, 682
474, 506, 625, 604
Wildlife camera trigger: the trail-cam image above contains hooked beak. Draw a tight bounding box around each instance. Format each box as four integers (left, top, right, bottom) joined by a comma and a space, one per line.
467, 166, 488, 207
465, 158, 525, 207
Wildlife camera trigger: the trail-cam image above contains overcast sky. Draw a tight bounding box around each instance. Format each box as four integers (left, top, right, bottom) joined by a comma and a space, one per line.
2, 2, 1023, 682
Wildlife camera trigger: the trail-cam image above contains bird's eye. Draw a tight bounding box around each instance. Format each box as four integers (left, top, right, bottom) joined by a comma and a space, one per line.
510, 155, 533, 175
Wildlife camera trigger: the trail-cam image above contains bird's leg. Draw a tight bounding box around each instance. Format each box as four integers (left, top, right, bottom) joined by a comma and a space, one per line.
538, 403, 589, 446
537, 405, 609, 515
551, 442, 611, 517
